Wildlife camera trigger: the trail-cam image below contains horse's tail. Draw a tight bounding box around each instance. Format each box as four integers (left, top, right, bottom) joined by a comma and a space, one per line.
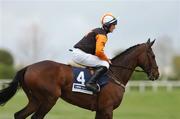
0, 67, 27, 106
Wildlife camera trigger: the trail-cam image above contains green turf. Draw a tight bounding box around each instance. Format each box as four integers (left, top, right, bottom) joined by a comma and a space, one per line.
0, 89, 180, 119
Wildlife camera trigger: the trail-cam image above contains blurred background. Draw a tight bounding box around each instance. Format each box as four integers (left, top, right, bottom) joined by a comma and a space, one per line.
0, 0, 180, 119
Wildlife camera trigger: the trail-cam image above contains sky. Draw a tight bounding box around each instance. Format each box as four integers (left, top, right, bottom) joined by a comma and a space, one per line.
0, 0, 180, 66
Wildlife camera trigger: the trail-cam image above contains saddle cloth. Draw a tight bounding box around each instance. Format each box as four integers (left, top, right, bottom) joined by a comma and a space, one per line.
72, 67, 108, 95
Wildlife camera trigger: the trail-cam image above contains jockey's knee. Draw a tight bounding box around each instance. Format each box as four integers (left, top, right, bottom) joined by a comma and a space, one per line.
99, 61, 109, 69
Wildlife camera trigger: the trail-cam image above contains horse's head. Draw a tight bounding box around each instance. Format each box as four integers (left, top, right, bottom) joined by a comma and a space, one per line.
137, 39, 159, 81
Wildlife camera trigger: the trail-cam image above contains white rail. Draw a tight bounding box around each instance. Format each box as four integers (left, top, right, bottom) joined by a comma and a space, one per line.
126, 80, 180, 92
0, 79, 12, 89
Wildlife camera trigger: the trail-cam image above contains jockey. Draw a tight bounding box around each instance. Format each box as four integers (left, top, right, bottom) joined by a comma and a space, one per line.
71, 13, 117, 92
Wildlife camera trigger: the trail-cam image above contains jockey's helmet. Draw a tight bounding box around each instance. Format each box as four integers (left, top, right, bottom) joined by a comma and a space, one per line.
101, 13, 117, 32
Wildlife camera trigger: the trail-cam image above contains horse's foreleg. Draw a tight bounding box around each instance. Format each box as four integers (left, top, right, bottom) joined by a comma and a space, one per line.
95, 107, 113, 119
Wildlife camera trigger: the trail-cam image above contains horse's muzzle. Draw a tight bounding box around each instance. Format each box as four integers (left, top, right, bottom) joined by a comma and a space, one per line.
148, 71, 159, 81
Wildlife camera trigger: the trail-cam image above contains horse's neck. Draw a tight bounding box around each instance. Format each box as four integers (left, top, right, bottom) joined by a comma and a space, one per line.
110, 49, 140, 85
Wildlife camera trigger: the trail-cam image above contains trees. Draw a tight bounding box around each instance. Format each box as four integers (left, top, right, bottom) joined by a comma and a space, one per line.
172, 56, 180, 80
0, 49, 14, 66
0, 49, 15, 79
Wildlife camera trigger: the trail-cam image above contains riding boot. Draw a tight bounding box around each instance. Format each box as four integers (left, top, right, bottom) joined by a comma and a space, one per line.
85, 66, 108, 93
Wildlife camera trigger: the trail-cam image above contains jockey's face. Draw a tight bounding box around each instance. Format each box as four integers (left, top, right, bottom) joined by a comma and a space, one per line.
109, 24, 116, 33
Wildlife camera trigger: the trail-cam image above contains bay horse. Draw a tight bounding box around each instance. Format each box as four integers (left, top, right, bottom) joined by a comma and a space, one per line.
0, 39, 159, 119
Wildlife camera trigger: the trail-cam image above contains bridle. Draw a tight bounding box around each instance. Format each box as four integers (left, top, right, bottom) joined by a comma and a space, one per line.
109, 44, 158, 88
143, 45, 159, 75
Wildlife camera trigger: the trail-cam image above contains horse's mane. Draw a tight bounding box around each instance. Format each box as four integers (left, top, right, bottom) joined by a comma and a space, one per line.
112, 44, 141, 61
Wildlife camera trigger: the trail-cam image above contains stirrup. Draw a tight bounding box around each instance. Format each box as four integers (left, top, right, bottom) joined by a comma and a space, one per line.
97, 84, 100, 92
86, 83, 100, 93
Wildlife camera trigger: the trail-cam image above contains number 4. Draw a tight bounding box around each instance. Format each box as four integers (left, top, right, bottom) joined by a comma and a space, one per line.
77, 71, 85, 85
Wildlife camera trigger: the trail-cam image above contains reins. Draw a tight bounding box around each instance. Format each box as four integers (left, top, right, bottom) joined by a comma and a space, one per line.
110, 64, 145, 72
108, 68, 126, 89
108, 64, 144, 90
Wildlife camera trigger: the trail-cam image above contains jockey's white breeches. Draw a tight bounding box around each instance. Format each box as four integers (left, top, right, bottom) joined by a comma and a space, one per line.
71, 48, 110, 69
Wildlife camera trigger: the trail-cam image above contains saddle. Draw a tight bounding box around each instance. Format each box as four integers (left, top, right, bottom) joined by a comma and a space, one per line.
68, 60, 95, 74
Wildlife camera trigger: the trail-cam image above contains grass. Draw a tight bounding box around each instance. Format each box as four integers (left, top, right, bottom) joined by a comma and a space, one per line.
0, 89, 180, 119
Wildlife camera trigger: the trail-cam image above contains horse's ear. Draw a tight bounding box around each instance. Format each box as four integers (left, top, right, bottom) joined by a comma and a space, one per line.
147, 38, 151, 44
150, 39, 156, 47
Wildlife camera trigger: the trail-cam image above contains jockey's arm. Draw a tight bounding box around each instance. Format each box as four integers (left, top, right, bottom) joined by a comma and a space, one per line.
95, 34, 109, 62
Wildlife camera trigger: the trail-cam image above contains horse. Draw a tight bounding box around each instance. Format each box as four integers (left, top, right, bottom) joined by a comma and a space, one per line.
0, 39, 159, 119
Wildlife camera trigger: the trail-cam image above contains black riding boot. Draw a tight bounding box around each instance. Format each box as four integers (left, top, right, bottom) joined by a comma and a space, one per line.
85, 66, 108, 93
